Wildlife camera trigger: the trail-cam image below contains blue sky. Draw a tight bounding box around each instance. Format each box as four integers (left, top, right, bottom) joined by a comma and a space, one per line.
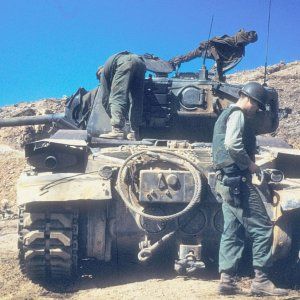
0, 0, 299, 105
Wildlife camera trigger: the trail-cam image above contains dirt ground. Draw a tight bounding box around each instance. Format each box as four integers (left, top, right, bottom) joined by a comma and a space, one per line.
0, 217, 299, 300
0, 62, 300, 299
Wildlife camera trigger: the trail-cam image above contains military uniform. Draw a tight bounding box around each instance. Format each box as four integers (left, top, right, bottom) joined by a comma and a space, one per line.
170, 29, 257, 81
100, 51, 146, 133
212, 104, 273, 274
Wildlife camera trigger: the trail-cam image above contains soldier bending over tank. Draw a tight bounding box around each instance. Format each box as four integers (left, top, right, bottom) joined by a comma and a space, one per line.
169, 29, 257, 82
212, 82, 288, 296
98, 51, 146, 140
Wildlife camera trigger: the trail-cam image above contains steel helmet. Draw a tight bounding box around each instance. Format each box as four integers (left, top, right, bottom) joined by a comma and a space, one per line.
239, 82, 267, 110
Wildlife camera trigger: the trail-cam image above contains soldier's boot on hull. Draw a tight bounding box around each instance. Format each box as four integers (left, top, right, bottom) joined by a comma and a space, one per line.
127, 128, 139, 141
218, 272, 239, 295
100, 126, 125, 140
127, 132, 136, 141
251, 269, 289, 296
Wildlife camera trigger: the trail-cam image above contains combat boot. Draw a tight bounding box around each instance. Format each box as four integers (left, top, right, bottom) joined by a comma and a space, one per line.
218, 272, 239, 295
127, 129, 140, 141
251, 269, 289, 296
99, 126, 125, 139
127, 131, 136, 141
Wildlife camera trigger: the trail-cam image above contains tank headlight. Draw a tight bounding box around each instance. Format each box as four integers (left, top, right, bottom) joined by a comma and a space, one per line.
44, 156, 57, 170
265, 169, 284, 182
98, 166, 113, 179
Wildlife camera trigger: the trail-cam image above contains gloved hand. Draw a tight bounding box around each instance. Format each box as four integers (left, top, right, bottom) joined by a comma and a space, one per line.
249, 161, 260, 175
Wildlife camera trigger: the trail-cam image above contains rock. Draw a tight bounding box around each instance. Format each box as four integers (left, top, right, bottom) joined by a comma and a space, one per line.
12, 108, 36, 117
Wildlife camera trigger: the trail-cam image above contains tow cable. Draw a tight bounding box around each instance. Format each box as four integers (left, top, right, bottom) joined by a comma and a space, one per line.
117, 149, 203, 221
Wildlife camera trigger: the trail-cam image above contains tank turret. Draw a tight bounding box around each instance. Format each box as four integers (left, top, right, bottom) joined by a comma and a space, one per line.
87, 70, 280, 141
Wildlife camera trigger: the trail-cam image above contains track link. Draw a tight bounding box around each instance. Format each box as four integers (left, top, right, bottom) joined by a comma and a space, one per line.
18, 204, 78, 280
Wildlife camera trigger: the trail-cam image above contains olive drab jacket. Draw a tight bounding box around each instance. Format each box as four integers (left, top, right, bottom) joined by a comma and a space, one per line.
212, 105, 256, 171
170, 29, 258, 73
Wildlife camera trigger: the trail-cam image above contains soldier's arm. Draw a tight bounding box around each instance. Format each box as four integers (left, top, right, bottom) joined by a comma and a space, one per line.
169, 47, 203, 66
224, 110, 252, 171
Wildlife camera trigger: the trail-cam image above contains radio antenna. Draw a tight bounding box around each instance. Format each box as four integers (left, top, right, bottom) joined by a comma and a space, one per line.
203, 15, 214, 67
263, 0, 272, 86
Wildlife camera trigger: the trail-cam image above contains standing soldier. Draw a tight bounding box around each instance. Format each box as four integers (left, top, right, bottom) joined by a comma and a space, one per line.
169, 29, 258, 82
98, 51, 146, 140
212, 82, 288, 296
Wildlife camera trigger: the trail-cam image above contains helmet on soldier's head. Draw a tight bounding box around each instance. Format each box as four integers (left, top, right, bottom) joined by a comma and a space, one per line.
239, 82, 267, 111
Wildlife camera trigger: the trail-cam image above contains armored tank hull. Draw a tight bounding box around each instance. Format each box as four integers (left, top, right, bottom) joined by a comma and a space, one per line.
16, 130, 300, 283
1, 71, 299, 284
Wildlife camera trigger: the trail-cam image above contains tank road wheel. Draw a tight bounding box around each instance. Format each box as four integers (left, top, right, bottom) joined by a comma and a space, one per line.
18, 204, 79, 281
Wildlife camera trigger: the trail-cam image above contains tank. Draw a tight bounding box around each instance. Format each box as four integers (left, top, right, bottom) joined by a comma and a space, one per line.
1, 65, 299, 285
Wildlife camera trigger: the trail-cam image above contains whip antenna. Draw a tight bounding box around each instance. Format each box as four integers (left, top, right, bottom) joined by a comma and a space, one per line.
203, 15, 214, 67
263, 0, 272, 86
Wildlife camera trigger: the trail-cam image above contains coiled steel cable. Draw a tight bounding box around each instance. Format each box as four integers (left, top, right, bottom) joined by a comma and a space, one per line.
116, 149, 203, 221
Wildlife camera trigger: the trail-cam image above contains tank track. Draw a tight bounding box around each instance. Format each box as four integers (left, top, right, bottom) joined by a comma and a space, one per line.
18, 204, 79, 280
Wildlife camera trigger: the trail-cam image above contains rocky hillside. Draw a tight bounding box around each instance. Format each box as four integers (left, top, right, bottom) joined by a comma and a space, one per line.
0, 98, 65, 149
227, 61, 300, 148
0, 99, 65, 217
0, 61, 299, 150
0, 62, 299, 299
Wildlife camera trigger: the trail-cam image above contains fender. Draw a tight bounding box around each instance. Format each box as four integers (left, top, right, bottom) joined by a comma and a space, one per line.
271, 179, 300, 260
253, 177, 300, 260
273, 179, 300, 211
17, 172, 112, 206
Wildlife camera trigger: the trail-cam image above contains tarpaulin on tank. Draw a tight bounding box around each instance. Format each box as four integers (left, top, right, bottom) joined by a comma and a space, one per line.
86, 86, 112, 137
141, 54, 174, 73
